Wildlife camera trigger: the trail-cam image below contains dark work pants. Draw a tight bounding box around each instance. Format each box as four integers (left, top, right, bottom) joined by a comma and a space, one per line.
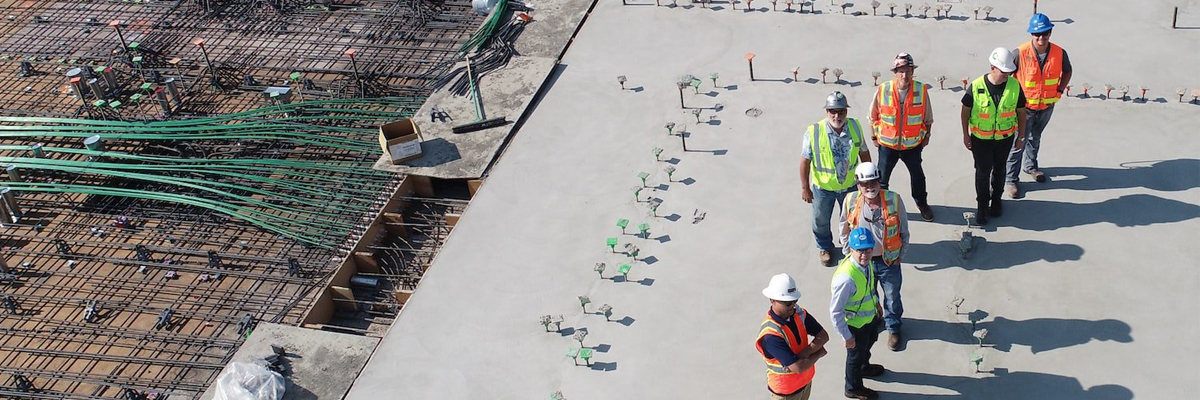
845, 317, 881, 391
877, 145, 929, 207
970, 135, 1015, 209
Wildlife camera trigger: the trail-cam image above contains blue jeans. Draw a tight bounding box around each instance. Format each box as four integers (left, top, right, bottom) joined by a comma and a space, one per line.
873, 257, 903, 333
812, 185, 857, 251
877, 145, 929, 207
1006, 105, 1055, 184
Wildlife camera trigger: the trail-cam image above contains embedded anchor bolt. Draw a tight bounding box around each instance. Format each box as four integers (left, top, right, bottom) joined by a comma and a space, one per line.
1119, 85, 1129, 101
599, 304, 613, 321
970, 352, 985, 373
841, 3, 850, 14
551, 391, 567, 400
937, 75, 947, 90
745, 53, 757, 81
1103, 84, 1114, 99
889, 3, 897, 17
771, 0, 777, 11
1177, 87, 1186, 102
1081, 83, 1092, 98
820, 67, 829, 84
982, 6, 993, 19
791, 67, 800, 82
617, 75, 627, 90
952, 296, 966, 314
573, 329, 588, 346
973, 328, 989, 347
692, 108, 702, 123
578, 295, 591, 312
871, 1, 880, 15
664, 165, 677, 182
1139, 87, 1148, 101
594, 262, 606, 278
665, 122, 676, 135
710, 72, 719, 88
872, 72, 881, 86
653, 146, 664, 161
833, 68, 844, 84
904, 3, 912, 17
786, 1, 794, 12
919, 4, 930, 18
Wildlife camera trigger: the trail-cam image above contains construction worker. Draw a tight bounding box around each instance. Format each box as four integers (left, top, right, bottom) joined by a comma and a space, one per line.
831, 227, 884, 400
960, 47, 1027, 225
839, 162, 909, 352
868, 53, 935, 222
756, 273, 830, 400
1006, 13, 1073, 198
801, 91, 872, 266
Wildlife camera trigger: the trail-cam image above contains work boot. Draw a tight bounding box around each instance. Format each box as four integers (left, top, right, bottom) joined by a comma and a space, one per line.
1006, 184, 1020, 199
819, 250, 833, 266
888, 331, 902, 351
861, 363, 885, 377
844, 387, 879, 400
975, 206, 988, 225
1031, 169, 1047, 183
917, 203, 934, 222
989, 200, 1002, 218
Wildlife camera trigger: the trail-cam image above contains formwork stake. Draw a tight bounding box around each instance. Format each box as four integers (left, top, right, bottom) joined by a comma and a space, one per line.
745, 53, 756, 81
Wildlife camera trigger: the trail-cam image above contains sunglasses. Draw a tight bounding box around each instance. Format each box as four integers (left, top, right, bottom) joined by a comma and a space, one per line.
827, 109, 848, 115
775, 300, 797, 306
1032, 30, 1051, 37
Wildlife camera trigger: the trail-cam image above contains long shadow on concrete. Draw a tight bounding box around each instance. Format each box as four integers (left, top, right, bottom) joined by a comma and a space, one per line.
905, 239, 1083, 271
922, 194, 1200, 231
903, 317, 1132, 354
874, 369, 1132, 400
1026, 159, 1200, 193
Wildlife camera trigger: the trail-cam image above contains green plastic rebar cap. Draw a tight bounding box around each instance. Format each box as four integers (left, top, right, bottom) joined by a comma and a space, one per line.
128, 42, 140, 50
289, 72, 302, 81
131, 56, 143, 63
92, 100, 106, 107
140, 82, 152, 90
108, 100, 122, 109
616, 219, 629, 229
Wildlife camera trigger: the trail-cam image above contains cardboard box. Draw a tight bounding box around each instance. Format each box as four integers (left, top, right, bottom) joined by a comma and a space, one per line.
378, 119, 424, 164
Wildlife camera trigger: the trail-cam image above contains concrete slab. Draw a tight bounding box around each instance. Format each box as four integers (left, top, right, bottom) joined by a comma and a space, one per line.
349, 1, 1200, 399
372, 0, 594, 179
201, 323, 378, 400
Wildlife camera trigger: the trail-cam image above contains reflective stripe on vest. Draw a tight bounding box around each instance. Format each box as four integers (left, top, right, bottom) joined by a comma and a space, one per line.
808, 118, 863, 191
845, 191, 903, 263
1016, 42, 1064, 111
754, 307, 815, 394
968, 75, 1020, 140
875, 80, 927, 150
831, 257, 877, 328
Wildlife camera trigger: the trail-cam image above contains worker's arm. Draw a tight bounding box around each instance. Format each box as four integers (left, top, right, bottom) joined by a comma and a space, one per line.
873, 92, 883, 147
829, 275, 856, 347
785, 345, 828, 374
921, 85, 934, 147
895, 199, 910, 263
838, 203, 852, 255
800, 158, 813, 203
960, 105, 972, 151
1014, 108, 1027, 151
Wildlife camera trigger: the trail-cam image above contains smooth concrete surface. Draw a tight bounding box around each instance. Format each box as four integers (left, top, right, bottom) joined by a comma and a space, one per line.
348, 1, 1200, 399
373, 0, 594, 179
201, 323, 378, 400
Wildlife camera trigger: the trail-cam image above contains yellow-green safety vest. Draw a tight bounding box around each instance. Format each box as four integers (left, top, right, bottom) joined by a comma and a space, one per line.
806, 118, 864, 191
968, 75, 1020, 140
831, 256, 877, 328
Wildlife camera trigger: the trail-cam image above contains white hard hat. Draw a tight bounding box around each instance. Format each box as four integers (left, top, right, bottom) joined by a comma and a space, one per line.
762, 273, 800, 302
855, 162, 881, 182
988, 47, 1017, 73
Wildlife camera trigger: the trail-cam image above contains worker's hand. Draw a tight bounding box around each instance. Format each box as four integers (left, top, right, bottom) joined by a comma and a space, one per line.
802, 186, 814, 204
1014, 138, 1025, 151
845, 338, 856, 349
921, 135, 930, 147
963, 136, 972, 151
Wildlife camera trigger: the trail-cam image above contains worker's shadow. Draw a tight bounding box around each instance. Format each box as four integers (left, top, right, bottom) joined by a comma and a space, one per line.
1027, 159, 1200, 193
923, 193, 1200, 231
873, 369, 1132, 400
902, 316, 1132, 354
904, 239, 1083, 271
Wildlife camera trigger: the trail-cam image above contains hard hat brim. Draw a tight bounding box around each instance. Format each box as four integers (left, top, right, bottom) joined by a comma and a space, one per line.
763, 288, 800, 302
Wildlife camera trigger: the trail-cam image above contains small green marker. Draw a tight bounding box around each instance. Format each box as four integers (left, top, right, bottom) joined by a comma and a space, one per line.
290, 72, 302, 81
637, 172, 650, 187
606, 237, 618, 252
638, 222, 650, 238
616, 219, 629, 234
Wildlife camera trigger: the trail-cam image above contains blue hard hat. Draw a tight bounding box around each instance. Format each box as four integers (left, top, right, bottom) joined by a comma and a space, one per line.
1028, 13, 1054, 34
848, 227, 876, 250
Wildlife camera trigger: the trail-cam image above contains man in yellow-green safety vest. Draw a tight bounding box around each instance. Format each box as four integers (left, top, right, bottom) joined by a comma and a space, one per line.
801, 91, 873, 266
830, 227, 885, 400
960, 47, 1027, 225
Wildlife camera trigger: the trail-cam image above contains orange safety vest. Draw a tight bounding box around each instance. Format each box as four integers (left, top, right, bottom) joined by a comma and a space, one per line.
874, 79, 928, 150
1016, 42, 1064, 111
845, 191, 903, 264
754, 307, 815, 395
